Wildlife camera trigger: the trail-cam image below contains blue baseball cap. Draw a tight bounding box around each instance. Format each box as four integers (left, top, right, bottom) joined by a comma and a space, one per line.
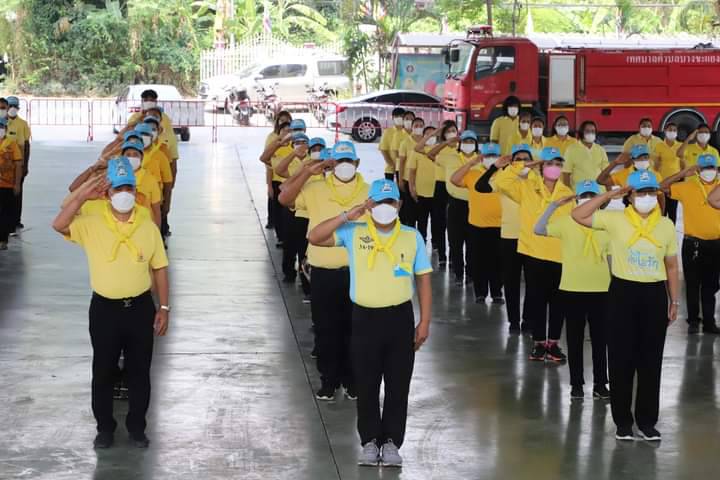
134, 123, 154, 136
143, 115, 161, 126
481, 143, 501, 156
331, 141, 358, 161
511, 143, 533, 157
123, 130, 142, 143
290, 119, 306, 131
369, 179, 400, 202
121, 141, 143, 156
575, 179, 601, 196
309, 137, 326, 149
630, 144, 650, 159
291, 132, 309, 144
6, 96, 19, 107
697, 154, 718, 169
460, 130, 478, 141
107, 157, 136, 189
0, 118, 7, 128
540, 146, 564, 162
627, 170, 659, 191
319, 147, 333, 161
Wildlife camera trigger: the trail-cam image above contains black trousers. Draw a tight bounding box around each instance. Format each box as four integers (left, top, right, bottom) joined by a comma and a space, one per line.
524, 256, 563, 341
266, 196, 275, 228
311, 267, 353, 388
469, 226, 503, 299
352, 302, 415, 447
681, 236, 720, 327
0, 188, 17, 242
12, 170, 26, 227
415, 196, 433, 243
271, 181, 286, 243
447, 197, 469, 279
606, 277, 668, 429
501, 238, 525, 325
665, 197, 678, 224
89, 291, 155, 434
431, 181, 448, 260
285, 216, 311, 294
399, 188, 417, 227
563, 291, 609, 387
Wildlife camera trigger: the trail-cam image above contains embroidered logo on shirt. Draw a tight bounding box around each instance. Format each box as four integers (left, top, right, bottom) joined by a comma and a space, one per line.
359, 235, 373, 244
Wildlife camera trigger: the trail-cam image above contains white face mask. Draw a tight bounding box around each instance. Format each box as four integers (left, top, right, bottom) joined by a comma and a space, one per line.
0, 109, 6, 119
412, 127, 423, 136
697, 132, 711, 144
142, 101, 157, 111
640, 127, 652, 137
334, 162, 356, 182
532, 127, 544, 137
403, 120, 413, 129
665, 131, 677, 141
584, 133, 596, 144
634, 160, 650, 170
371, 203, 398, 225
8, 107, 18, 118
507, 107, 519, 117
519, 122, 530, 131
483, 157, 497, 169
393, 117, 403, 127
700, 169, 717, 183
310, 151, 322, 160
128, 156, 142, 171
151, 130, 159, 141
426, 137, 437, 146
142, 135, 152, 148
110, 191, 136, 213
634, 195, 657, 214
519, 167, 531, 177
0, 128, 5, 138
460, 143, 475, 154
445, 132, 457, 140
556, 125, 569, 136
577, 197, 592, 206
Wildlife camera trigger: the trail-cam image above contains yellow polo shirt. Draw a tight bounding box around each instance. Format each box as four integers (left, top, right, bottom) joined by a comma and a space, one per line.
622, 133, 663, 154
135, 168, 162, 209
491, 162, 527, 240
407, 148, 436, 198
670, 178, 720, 240
545, 135, 577, 155
129, 112, 178, 160
391, 129, 411, 173
436, 149, 479, 201
143, 144, 174, 188
66, 204, 169, 299
653, 140, 682, 179
334, 222, 432, 308
592, 209, 678, 283
6, 117, 31, 155
270, 145, 294, 183
683, 143, 719, 167
378, 126, 400, 175
494, 163, 574, 262
288, 156, 323, 219
0, 137, 23, 189
563, 142, 609, 186
546, 215, 610, 292
463, 169, 501, 228
610, 166, 662, 187
490, 116, 519, 155
295, 175, 370, 268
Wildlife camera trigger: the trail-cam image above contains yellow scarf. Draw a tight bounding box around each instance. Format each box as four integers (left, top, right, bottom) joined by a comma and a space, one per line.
103, 202, 144, 262
581, 226, 602, 261
692, 175, 717, 205
366, 220, 401, 269
326, 173, 365, 207
536, 179, 566, 210
624, 205, 662, 248
0, 138, 11, 151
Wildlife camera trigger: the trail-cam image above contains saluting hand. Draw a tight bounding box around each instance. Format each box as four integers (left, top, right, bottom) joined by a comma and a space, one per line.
687, 129, 698, 142
80, 176, 110, 201
307, 159, 329, 175
346, 200, 371, 221
468, 154, 483, 166
554, 195, 576, 207
495, 155, 513, 169
608, 185, 631, 200
613, 152, 630, 166
154, 309, 169, 336
683, 165, 700, 177
445, 137, 459, 147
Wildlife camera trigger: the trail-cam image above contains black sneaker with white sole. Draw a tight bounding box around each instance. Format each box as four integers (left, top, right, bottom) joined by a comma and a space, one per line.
615, 426, 635, 441
315, 385, 336, 401
344, 385, 357, 400
638, 426, 661, 441
570, 386, 584, 399
593, 384, 611, 400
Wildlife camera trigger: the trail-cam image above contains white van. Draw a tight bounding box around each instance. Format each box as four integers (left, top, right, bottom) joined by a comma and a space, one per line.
199, 55, 349, 107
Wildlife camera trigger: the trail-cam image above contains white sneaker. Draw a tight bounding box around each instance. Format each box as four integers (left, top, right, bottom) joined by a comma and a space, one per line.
358, 441, 380, 466
380, 440, 402, 467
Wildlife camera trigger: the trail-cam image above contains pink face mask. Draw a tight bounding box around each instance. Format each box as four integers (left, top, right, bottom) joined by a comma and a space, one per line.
543, 165, 562, 180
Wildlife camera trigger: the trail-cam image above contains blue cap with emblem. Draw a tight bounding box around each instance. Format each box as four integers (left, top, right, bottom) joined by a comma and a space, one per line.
369, 179, 400, 202
331, 141, 358, 161
290, 119, 306, 131
107, 157, 137, 189
292, 132, 309, 144
143, 115, 161, 126
627, 170, 659, 191
481, 143, 501, 156
309, 137, 326, 149
121, 141, 143, 156
460, 130, 478, 141
511, 143, 533, 158
697, 154, 718, 169
6, 96, 19, 107
630, 144, 650, 159
134, 123, 154, 136
540, 146, 564, 162
319, 147, 333, 161
575, 179, 601, 196
123, 130, 143, 143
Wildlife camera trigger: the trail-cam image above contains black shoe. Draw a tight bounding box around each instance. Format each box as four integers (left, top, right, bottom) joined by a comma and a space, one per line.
529, 343, 546, 361
520, 322, 531, 334
310, 346, 318, 359
703, 324, 720, 334
593, 384, 611, 400
570, 386, 584, 399
509, 323, 521, 334
315, 385, 336, 401
265, 223, 274, 230
638, 426, 661, 441
546, 343, 567, 363
615, 426, 635, 441
454, 275, 464, 286
491, 297, 505, 304
129, 431, 150, 448
275, 241, 284, 249
475, 296, 486, 304
344, 385, 358, 400
688, 323, 700, 334
282, 275, 296, 284
438, 257, 447, 267
93, 432, 114, 449
302, 294, 311, 304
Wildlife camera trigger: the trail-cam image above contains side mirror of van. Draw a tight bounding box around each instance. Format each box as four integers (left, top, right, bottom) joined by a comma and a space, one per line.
442, 47, 450, 65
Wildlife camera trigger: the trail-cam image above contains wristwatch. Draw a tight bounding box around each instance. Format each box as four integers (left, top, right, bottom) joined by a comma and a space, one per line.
671, 300, 681, 306
160, 305, 171, 312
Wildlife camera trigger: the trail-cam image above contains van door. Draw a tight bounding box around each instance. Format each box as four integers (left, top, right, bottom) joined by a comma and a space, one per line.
277, 63, 309, 102
469, 45, 520, 123
548, 55, 576, 128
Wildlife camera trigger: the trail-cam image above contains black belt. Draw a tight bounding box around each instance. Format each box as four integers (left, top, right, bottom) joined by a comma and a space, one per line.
311, 266, 349, 272
92, 291, 151, 308
684, 235, 719, 243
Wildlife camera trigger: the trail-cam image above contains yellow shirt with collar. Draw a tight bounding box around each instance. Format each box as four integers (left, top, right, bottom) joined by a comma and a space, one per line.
6, 116, 31, 154
547, 215, 611, 292
288, 156, 323, 219
490, 116, 519, 155
66, 203, 169, 299
622, 133, 663, 154
333, 222, 433, 308
563, 142, 609, 186
508, 129, 533, 154
270, 145, 295, 183
611, 166, 662, 187
682, 143, 720, 168
407, 147, 436, 198
436, 149, 480, 201
143, 144, 174, 189
653, 140, 682, 179
0, 137, 23, 189
379, 126, 401, 175
545, 135, 577, 155
129, 112, 178, 161
398, 135, 421, 181
391, 129, 412, 173
670, 177, 720, 240
134, 168, 162, 209
592, 209, 678, 283
494, 163, 574, 262
463, 169, 502, 228
295, 175, 370, 268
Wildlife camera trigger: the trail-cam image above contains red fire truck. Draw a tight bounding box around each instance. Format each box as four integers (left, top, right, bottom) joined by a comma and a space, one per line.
443, 26, 720, 144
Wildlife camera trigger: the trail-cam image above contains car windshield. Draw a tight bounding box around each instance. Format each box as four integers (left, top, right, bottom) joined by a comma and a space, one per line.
235, 64, 259, 79
448, 43, 474, 77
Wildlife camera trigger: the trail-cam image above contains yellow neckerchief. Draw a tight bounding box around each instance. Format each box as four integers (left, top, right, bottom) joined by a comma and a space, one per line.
458, 151, 475, 166
624, 205, 662, 248
366, 219, 401, 269
692, 174, 718, 205
536, 178, 566, 210
580, 224, 602, 261
102, 201, 145, 262
0, 137, 11, 151
326, 172, 365, 207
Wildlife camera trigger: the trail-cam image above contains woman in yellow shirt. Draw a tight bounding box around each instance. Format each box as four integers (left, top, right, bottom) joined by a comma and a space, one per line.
572, 170, 680, 442
529, 117, 546, 159
545, 115, 577, 155
264, 111, 292, 230
535, 180, 611, 400
653, 122, 682, 222
398, 116, 425, 227
490, 96, 520, 155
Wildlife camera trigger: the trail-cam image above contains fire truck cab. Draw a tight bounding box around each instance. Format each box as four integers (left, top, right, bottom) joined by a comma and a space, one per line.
443, 25, 720, 144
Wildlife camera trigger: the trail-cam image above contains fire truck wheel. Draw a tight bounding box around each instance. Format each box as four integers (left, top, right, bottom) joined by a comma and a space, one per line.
667, 111, 702, 142
352, 118, 381, 143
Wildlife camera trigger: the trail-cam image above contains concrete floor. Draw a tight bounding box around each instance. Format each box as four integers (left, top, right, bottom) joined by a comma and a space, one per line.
1, 134, 720, 480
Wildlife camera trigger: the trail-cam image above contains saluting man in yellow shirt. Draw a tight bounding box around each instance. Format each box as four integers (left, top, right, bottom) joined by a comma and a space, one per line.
3, 96, 31, 233
52, 157, 170, 450
308, 179, 432, 468
140, 114, 175, 237
677, 123, 720, 168
279, 141, 370, 402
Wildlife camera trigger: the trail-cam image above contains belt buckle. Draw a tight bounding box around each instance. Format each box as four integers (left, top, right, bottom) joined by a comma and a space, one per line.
123, 298, 133, 308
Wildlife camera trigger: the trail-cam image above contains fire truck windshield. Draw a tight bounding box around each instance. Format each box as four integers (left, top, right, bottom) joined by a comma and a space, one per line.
448, 43, 474, 77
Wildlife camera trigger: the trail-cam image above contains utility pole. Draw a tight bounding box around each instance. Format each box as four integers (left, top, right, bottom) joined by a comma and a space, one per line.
487, 0, 493, 27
